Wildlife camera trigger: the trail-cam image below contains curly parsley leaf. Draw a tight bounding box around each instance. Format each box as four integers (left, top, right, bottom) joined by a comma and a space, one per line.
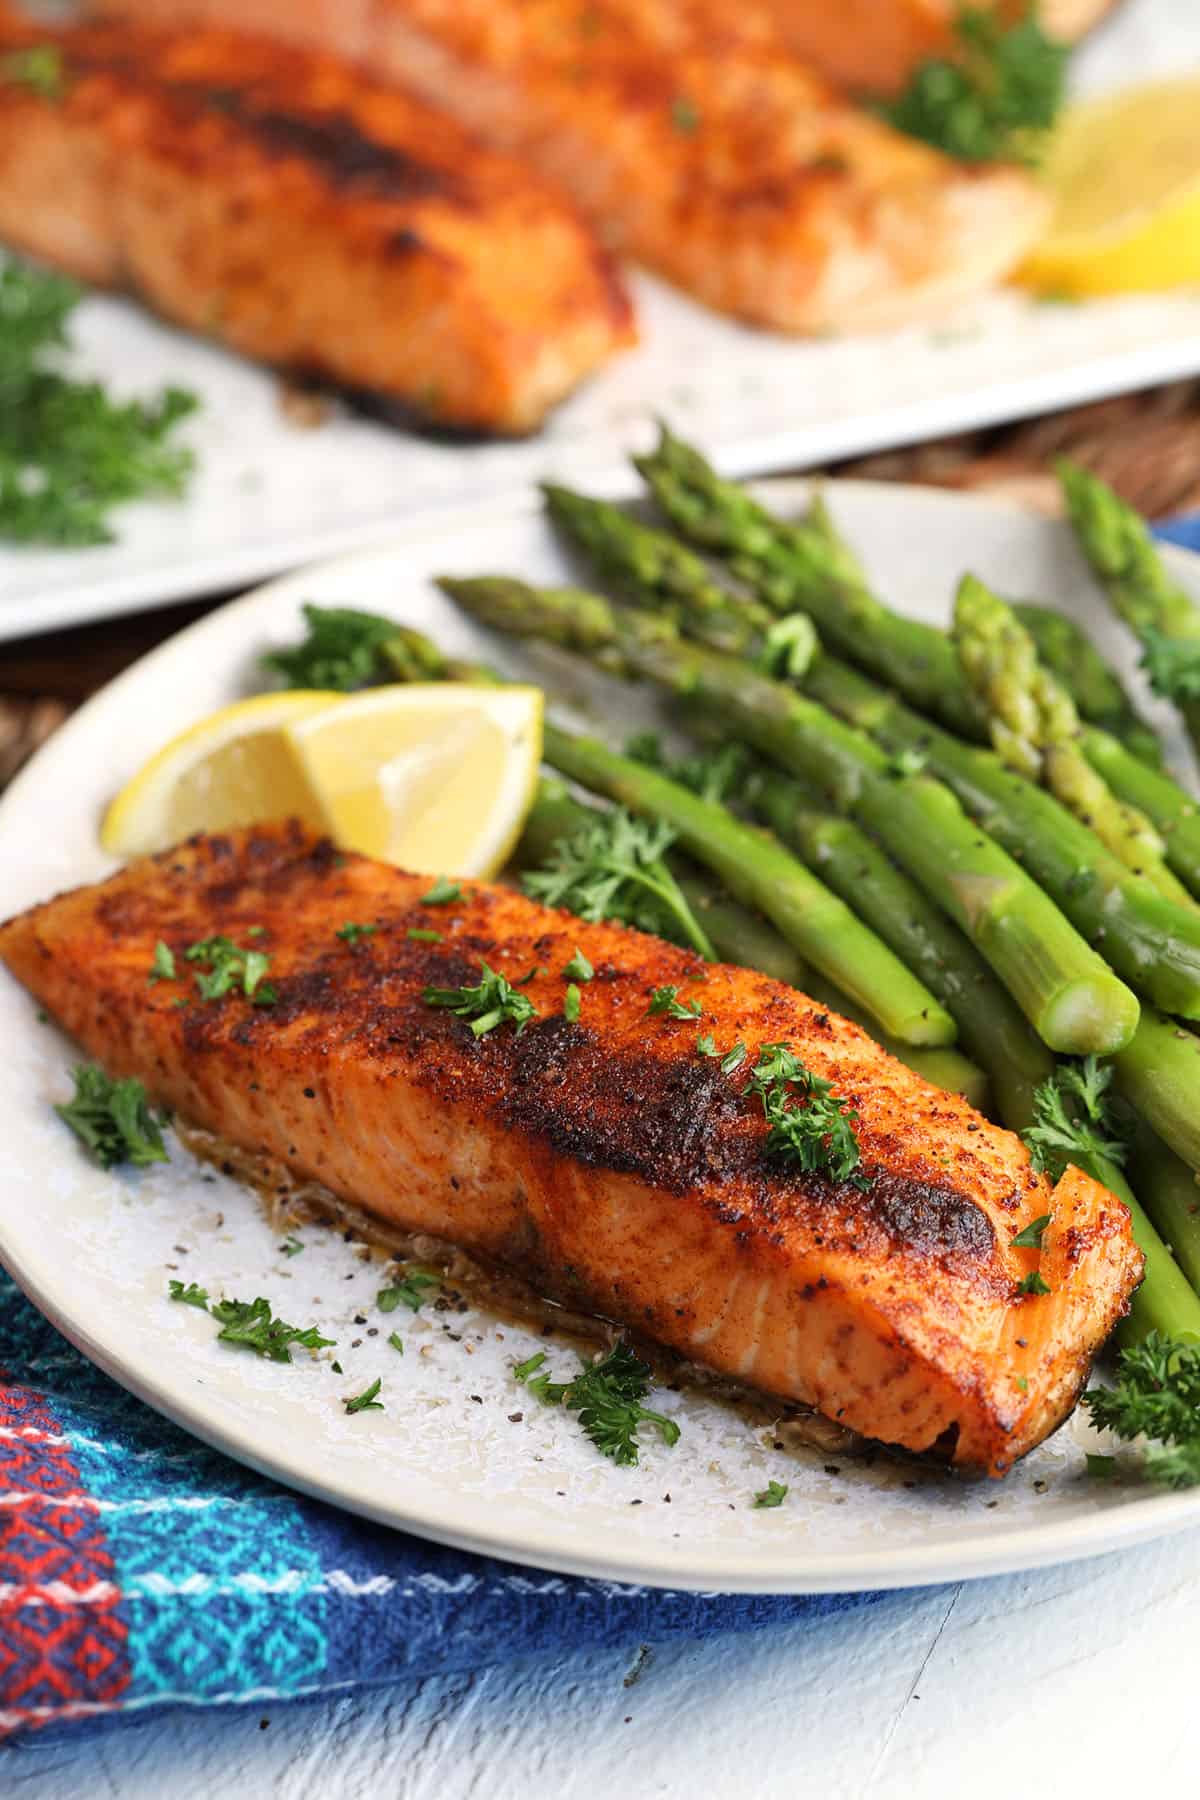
1139, 627, 1200, 707
1023, 1056, 1128, 1181
1085, 1333, 1200, 1488
56, 1065, 169, 1170
745, 1041, 865, 1185
878, 7, 1067, 165
522, 803, 713, 958
262, 603, 400, 691
0, 264, 197, 547
423, 960, 537, 1037
516, 1342, 680, 1467
344, 1377, 384, 1415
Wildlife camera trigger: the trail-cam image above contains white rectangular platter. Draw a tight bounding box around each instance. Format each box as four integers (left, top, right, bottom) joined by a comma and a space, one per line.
1, 0, 1199, 645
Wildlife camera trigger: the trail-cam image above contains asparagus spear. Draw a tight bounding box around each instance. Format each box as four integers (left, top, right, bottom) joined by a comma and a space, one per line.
1112, 1008, 1200, 1176
1080, 724, 1200, 901
634, 424, 986, 739
953, 574, 1192, 907
441, 574, 1138, 1055
747, 764, 1052, 1129
1012, 601, 1164, 768
1060, 460, 1200, 755
538, 723, 953, 1046
804, 651, 1200, 1022
1129, 1124, 1200, 1301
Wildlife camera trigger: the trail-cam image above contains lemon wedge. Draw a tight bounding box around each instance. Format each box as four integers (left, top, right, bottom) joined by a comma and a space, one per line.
283, 684, 543, 876
1020, 78, 1200, 297
102, 681, 544, 878
100, 690, 341, 856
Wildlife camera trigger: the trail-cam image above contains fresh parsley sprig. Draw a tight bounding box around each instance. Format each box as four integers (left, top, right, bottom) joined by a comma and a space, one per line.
745, 1042, 865, 1185
515, 1342, 680, 1467
1139, 627, 1200, 707
878, 6, 1067, 166
522, 806, 715, 959
56, 1065, 169, 1170
1022, 1056, 1129, 1182
1085, 1333, 1200, 1488
168, 1283, 335, 1363
0, 263, 198, 546
184, 934, 276, 1005
262, 604, 401, 692
423, 960, 537, 1037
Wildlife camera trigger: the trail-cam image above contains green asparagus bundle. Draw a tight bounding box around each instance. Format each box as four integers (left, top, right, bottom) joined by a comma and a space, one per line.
953, 573, 1191, 906
1079, 725, 1200, 900
1012, 601, 1163, 767
441, 573, 1138, 1056
1060, 461, 1200, 755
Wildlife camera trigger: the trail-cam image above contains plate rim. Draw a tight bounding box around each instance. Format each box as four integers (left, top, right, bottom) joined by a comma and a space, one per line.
4, 474, 1200, 1595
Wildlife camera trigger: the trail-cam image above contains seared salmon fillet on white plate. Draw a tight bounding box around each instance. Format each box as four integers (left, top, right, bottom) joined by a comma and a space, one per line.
0, 7, 633, 433
0, 824, 1142, 1475
85, 0, 1049, 333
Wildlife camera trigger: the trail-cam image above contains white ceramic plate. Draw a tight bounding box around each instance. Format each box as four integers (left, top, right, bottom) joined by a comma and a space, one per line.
2, 0, 1199, 645
2, 479, 1200, 1595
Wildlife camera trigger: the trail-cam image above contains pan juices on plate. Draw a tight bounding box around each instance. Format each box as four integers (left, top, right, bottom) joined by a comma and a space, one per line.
83, 0, 1050, 333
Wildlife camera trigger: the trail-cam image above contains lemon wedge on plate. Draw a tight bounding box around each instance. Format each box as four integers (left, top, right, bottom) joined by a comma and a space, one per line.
282, 684, 543, 875
100, 689, 340, 856
101, 682, 544, 879
1020, 77, 1200, 297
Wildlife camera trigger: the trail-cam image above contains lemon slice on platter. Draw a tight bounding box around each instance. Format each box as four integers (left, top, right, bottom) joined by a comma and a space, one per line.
1019, 77, 1200, 297
100, 689, 340, 856
102, 682, 544, 878
283, 684, 543, 876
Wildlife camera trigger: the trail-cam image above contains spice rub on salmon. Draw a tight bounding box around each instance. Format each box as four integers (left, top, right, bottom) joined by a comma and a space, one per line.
0, 7, 633, 433
87, 0, 1048, 334
0, 823, 1142, 1475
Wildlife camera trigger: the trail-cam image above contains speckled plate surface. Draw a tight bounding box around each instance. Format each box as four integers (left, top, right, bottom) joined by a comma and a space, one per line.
3, 479, 1200, 1593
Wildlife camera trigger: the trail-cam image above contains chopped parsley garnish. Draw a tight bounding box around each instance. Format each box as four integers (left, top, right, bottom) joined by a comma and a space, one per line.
1015, 1375, 1029, 1394
378, 1270, 439, 1314
406, 928, 442, 943
344, 1377, 384, 1415
745, 1042, 865, 1184
1011, 1213, 1052, 1249
168, 1279, 210, 1309
721, 1042, 747, 1075
336, 921, 377, 944
515, 1342, 680, 1467
563, 983, 582, 1024
56, 1065, 169, 1170
670, 96, 700, 135
423, 960, 537, 1037
280, 1236, 304, 1258
1022, 1056, 1128, 1182
878, 6, 1066, 165
0, 262, 198, 546
696, 1033, 719, 1058
753, 1480, 789, 1509
646, 985, 703, 1020
1, 45, 69, 101
563, 948, 594, 982
1017, 1271, 1051, 1297
523, 806, 714, 959
1085, 1334, 1200, 1488
757, 613, 819, 682
148, 940, 176, 984
167, 1284, 335, 1362
388, 1332, 404, 1354
262, 603, 401, 692
420, 878, 464, 906
184, 934, 276, 1005
1139, 627, 1200, 706
887, 747, 928, 779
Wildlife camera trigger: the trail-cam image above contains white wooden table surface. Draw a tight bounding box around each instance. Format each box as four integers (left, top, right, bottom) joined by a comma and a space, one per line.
11, 1523, 1199, 1798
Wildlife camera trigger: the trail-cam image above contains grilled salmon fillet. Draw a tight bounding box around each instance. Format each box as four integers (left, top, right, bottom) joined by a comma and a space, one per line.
0, 9, 633, 434
86, 0, 1048, 333
757, 1, 1118, 97
0, 823, 1141, 1475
